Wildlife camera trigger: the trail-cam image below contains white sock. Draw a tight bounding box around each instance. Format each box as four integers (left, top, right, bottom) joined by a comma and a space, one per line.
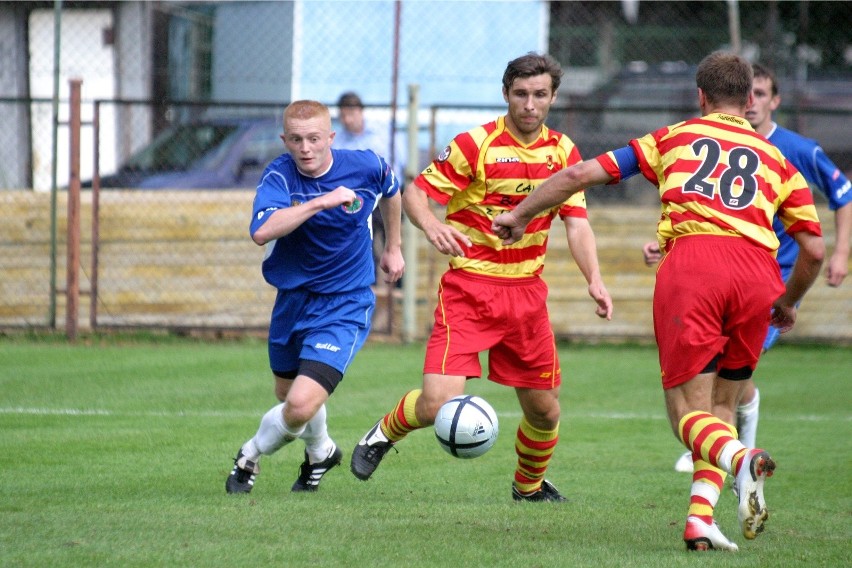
245, 402, 305, 458
718, 438, 747, 475
300, 403, 335, 463
736, 388, 760, 448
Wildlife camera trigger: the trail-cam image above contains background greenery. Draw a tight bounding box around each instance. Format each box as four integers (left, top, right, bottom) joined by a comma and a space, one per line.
1, 336, 849, 567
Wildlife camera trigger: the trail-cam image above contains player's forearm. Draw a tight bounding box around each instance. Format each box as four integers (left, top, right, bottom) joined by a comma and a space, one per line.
251, 200, 325, 245
513, 160, 612, 226
379, 192, 403, 250
833, 203, 851, 259
780, 232, 825, 306
513, 170, 582, 225
565, 218, 604, 287
401, 183, 437, 232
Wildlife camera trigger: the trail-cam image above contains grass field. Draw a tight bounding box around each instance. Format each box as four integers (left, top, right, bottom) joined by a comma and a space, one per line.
1, 335, 849, 567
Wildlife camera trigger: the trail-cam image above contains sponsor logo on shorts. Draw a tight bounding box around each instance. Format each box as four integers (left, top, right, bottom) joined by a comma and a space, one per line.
315, 342, 341, 352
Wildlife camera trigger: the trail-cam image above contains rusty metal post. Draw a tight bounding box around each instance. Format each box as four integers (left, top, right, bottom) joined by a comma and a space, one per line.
66, 78, 83, 342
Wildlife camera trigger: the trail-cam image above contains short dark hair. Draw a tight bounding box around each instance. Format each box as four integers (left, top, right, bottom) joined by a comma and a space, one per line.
502, 52, 563, 93
752, 63, 779, 96
696, 51, 752, 108
337, 91, 364, 109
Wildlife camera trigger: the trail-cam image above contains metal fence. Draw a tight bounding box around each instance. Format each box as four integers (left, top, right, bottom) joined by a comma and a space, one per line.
2, 95, 850, 339
1, 0, 851, 340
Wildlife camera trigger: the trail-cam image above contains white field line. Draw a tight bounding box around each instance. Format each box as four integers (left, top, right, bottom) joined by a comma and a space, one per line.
0, 407, 848, 422
0, 407, 250, 418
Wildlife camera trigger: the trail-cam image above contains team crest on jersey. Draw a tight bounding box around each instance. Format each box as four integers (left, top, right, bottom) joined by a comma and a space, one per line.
342, 197, 364, 214
546, 155, 554, 170
437, 145, 451, 162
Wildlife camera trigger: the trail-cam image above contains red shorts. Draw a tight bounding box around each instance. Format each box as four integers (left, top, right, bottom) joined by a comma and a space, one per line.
423, 269, 561, 389
654, 235, 785, 389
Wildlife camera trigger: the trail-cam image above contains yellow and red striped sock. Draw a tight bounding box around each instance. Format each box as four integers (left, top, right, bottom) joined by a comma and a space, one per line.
687, 458, 725, 525
513, 416, 559, 494
380, 389, 423, 442
679, 411, 747, 476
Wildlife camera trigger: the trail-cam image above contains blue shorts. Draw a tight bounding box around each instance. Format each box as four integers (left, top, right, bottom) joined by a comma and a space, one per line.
763, 264, 798, 351
268, 287, 375, 378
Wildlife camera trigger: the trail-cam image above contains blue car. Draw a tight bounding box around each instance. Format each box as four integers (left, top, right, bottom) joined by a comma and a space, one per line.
91, 116, 284, 189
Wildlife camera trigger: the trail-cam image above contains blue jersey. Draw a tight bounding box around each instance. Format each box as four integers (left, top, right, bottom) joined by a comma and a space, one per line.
768, 124, 852, 269
250, 148, 400, 293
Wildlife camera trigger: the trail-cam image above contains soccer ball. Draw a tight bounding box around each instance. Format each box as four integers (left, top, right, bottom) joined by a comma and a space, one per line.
434, 395, 499, 459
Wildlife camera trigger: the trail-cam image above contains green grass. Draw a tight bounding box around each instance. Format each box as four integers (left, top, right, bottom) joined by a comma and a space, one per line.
0, 336, 849, 567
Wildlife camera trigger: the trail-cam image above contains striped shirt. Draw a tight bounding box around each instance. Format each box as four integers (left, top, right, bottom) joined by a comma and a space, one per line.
415, 116, 587, 277
597, 113, 822, 253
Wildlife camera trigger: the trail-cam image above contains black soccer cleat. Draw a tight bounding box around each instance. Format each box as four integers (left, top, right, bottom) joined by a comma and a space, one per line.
350, 420, 396, 481
226, 450, 259, 494
291, 445, 343, 492
512, 479, 567, 502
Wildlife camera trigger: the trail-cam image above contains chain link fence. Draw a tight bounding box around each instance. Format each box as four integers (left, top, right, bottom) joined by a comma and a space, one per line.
1, 1, 850, 341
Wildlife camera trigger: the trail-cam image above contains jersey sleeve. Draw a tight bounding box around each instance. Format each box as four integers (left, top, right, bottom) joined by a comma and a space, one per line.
596, 146, 641, 185
811, 148, 852, 210
413, 132, 476, 206
557, 191, 588, 219
556, 136, 588, 219
375, 152, 401, 198
249, 163, 291, 237
776, 169, 823, 238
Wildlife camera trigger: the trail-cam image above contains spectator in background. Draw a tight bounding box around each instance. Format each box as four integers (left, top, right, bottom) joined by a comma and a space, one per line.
335, 92, 393, 158
335, 91, 404, 288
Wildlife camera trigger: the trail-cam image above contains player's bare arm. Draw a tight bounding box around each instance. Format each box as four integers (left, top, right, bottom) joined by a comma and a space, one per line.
827, 202, 851, 286
563, 216, 613, 320
771, 231, 825, 332
402, 182, 472, 257
252, 186, 356, 245
378, 191, 405, 283
493, 159, 614, 244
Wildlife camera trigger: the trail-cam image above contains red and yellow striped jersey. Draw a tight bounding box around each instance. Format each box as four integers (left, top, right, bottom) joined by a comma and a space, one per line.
414, 116, 586, 277
598, 113, 822, 253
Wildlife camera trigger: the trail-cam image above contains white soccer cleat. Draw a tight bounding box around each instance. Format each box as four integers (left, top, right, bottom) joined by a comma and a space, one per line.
683, 516, 739, 551
735, 449, 776, 539
674, 450, 693, 473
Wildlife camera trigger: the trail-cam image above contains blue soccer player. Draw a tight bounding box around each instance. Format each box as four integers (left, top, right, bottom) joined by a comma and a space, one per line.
226, 100, 404, 494
660, 63, 851, 473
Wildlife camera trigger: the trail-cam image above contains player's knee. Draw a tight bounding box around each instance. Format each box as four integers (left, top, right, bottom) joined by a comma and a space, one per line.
523, 405, 560, 431
273, 372, 296, 401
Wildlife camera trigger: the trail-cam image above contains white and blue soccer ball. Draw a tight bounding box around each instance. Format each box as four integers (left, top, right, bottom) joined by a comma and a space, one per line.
434, 395, 499, 459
